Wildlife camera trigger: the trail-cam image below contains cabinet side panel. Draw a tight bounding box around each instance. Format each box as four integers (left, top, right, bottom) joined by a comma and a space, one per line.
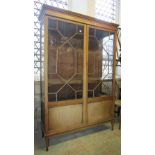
40, 20, 45, 125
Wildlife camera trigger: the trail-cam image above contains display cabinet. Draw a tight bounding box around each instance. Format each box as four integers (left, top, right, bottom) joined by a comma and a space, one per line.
39, 4, 118, 151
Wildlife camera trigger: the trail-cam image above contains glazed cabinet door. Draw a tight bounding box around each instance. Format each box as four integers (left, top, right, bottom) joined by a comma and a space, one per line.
87, 26, 115, 123
47, 17, 86, 130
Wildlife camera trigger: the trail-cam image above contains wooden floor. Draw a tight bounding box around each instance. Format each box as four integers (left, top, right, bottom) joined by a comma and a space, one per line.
34, 122, 121, 155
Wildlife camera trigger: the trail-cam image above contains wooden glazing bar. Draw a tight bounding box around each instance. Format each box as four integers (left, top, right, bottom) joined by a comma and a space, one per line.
47, 15, 85, 27
88, 96, 113, 103
48, 99, 83, 107
48, 96, 113, 108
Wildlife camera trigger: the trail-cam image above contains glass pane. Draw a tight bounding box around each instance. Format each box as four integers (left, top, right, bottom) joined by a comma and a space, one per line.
40, 23, 45, 102
88, 27, 114, 97
40, 22, 45, 124
48, 18, 84, 102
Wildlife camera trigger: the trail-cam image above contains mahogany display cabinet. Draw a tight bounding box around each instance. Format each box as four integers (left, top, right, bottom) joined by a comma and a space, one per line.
39, 4, 118, 151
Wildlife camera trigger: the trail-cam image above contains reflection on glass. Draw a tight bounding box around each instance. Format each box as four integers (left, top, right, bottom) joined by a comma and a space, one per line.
88, 28, 114, 97
48, 18, 84, 101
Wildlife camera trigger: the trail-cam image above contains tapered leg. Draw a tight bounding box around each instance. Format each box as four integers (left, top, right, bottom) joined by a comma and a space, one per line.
45, 136, 49, 151
119, 109, 121, 130
42, 130, 44, 138
119, 120, 121, 129
111, 119, 114, 130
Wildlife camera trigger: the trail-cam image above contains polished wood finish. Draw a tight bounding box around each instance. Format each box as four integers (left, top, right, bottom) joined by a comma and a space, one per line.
39, 4, 118, 151
47, 118, 113, 137
88, 101, 113, 123
48, 96, 113, 108
39, 5, 118, 31
83, 25, 89, 124
48, 104, 83, 130
45, 136, 49, 151
48, 100, 113, 132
